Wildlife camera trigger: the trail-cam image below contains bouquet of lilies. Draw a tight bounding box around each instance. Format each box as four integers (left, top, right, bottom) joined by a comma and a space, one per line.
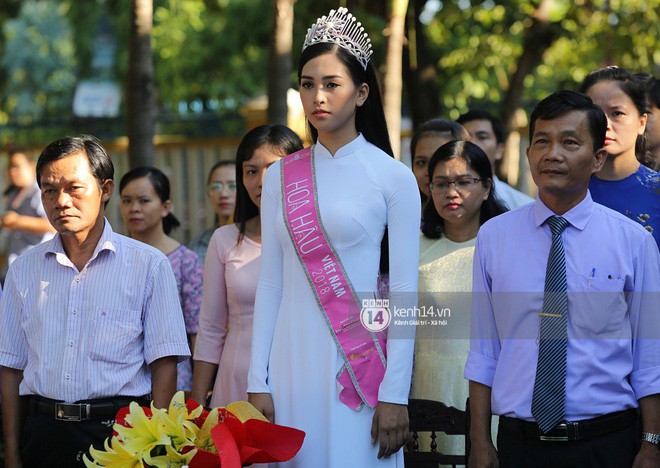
83, 391, 305, 468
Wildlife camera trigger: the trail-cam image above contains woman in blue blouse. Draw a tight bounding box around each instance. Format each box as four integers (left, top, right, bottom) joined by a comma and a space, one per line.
580, 67, 659, 247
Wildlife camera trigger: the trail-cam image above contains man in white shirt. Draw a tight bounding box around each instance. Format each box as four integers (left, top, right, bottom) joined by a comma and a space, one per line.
457, 109, 533, 210
0, 135, 190, 467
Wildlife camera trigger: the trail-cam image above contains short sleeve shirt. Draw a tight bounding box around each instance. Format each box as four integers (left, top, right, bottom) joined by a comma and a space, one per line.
0, 220, 191, 402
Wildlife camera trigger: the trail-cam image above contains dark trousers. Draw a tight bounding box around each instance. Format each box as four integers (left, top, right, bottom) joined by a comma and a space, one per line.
497, 418, 641, 468
20, 412, 114, 467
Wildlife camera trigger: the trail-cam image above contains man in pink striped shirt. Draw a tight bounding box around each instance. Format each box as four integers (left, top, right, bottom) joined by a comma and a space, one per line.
0, 135, 190, 467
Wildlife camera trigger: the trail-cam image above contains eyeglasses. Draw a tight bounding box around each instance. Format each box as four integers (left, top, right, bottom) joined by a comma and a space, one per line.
429, 178, 484, 193
208, 182, 237, 193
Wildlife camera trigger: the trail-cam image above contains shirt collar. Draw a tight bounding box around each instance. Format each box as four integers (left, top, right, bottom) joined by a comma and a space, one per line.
314, 133, 367, 159
46, 218, 117, 261
532, 191, 594, 231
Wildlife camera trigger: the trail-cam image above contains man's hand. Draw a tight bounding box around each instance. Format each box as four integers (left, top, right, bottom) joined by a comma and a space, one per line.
635, 395, 660, 467
248, 392, 275, 423
633, 441, 660, 468
1, 367, 25, 468
1, 211, 20, 230
468, 439, 499, 468
468, 381, 498, 467
0, 211, 54, 235
370, 401, 409, 459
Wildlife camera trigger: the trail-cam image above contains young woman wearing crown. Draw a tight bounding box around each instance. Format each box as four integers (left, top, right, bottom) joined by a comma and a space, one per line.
247, 7, 420, 466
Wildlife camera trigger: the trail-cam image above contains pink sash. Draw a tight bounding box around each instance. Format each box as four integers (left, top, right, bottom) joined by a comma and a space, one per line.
281, 147, 387, 410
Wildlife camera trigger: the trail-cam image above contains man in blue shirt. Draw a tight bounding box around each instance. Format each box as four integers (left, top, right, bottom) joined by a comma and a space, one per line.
465, 91, 660, 467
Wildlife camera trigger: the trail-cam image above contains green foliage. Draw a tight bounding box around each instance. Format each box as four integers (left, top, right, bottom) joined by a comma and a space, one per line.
1, 0, 77, 124
418, 0, 659, 119
0, 0, 657, 146
64, 0, 108, 81
111, 0, 389, 114
150, 0, 270, 112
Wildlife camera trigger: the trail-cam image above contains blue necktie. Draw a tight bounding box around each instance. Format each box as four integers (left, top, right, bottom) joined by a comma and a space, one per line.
531, 216, 570, 433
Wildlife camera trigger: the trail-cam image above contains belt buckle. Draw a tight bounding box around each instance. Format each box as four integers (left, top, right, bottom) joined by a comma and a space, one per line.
539, 421, 579, 442
55, 402, 91, 422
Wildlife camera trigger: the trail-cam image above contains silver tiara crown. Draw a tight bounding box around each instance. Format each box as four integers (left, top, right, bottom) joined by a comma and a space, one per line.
302, 7, 373, 70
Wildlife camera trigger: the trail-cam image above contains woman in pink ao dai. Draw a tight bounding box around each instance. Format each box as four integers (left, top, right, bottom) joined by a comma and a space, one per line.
191, 125, 303, 407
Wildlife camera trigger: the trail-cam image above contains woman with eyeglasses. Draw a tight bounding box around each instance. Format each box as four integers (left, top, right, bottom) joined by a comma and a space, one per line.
191, 125, 303, 407
411, 140, 507, 454
188, 161, 237, 264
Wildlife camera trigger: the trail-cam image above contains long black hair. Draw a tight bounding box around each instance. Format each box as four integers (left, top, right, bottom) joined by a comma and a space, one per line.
579, 67, 649, 164
119, 167, 181, 235
298, 42, 393, 157
234, 124, 303, 243
298, 42, 393, 273
422, 141, 507, 239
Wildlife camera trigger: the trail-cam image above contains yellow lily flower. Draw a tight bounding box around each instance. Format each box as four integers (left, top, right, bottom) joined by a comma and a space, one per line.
156, 391, 200, 450
194, 408, 219, 453
226, 401, 269, 423
114, 402, 171, 455
167, 391, 203, 422
157, 412, 196, 452
142, 444, 196, 468
81, 394, 275, 466
83, 437, 143, 468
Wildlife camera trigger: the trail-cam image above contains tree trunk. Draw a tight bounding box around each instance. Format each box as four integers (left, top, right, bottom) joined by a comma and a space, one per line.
127, 0, 155, 169
403, 0, 441, 129
383, 0, 409, 160
499, 0, 558, 184
267, 0, 294, 126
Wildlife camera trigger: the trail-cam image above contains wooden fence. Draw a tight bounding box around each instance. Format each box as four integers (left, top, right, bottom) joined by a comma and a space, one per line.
103, 136, 242, 245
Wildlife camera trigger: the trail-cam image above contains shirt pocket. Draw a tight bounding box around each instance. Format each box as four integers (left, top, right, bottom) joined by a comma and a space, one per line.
570, 275, 626, 336
89, 307, 142, 363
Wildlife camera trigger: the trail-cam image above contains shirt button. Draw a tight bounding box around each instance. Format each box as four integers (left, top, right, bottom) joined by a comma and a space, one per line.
73, 309, 77, 314
65, 373, 71, 379
75, 276, 80, 282
69, 341, 74, 347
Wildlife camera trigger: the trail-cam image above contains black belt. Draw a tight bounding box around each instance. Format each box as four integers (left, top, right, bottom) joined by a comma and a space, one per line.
500, 409, 638, 442
26, 395, 150, 422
